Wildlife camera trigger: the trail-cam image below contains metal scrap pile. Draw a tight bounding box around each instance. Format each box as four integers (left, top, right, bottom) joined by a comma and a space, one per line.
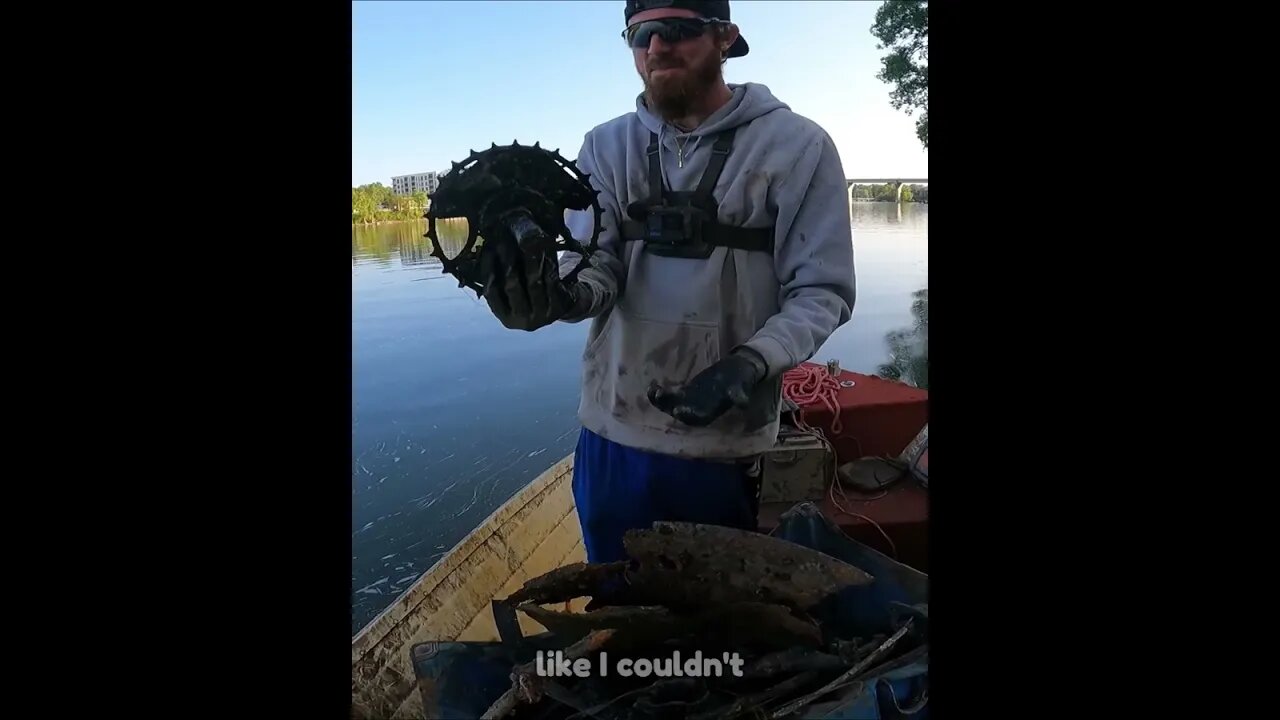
480, 522, 927, 719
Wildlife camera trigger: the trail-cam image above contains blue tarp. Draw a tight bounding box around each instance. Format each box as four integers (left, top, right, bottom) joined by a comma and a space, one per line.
411, 502, 928, 719
771, 502, 929, 719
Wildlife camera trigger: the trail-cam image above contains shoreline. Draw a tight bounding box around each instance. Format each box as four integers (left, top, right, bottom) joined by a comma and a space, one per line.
352, 218, 426, 227
353, 200, 927, 228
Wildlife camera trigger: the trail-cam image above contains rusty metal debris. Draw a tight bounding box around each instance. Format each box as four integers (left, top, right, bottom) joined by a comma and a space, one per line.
769, 620, 914, 719
479, 629, 616, 719
504, 561, 629, 606
743, 648, 848, 680
517, 600, 822, 655
622, 522, 874, 611
470, 522, 926, 720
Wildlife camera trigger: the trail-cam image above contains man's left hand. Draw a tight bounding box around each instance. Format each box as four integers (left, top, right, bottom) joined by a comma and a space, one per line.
648, 349, 768, 427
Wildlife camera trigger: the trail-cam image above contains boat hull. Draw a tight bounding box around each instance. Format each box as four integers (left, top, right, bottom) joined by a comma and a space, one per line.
351, 366, 928, 717
351, 455, 587, 719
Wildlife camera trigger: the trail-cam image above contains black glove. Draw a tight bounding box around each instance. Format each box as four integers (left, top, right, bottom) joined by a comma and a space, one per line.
648, 348, 768, 427
478, 238, 577, 331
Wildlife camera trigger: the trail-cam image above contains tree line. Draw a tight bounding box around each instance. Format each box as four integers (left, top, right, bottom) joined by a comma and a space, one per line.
352, 183, 429, 225
353, 178, 926, 227
849, 183, 928, 203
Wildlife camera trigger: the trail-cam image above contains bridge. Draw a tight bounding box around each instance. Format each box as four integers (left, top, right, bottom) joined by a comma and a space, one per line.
846, 178, 929, 204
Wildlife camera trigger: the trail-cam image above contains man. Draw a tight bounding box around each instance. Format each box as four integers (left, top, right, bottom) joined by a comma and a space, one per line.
480, 0, 856, 563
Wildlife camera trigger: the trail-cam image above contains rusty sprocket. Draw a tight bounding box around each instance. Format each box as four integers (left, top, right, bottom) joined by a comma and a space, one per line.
424, 141, 603, 296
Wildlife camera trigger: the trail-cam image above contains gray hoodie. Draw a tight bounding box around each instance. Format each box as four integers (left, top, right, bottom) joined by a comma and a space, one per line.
559, 82, 855, 460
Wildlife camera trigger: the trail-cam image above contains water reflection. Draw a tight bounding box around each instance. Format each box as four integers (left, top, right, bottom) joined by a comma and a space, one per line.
353, 220, 471, 269
853, 199, 912, 225
875, 287, 928, 390
398, 237, 431, 267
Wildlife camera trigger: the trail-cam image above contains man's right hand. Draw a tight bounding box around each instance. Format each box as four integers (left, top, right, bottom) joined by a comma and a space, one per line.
478, 239, 577, 331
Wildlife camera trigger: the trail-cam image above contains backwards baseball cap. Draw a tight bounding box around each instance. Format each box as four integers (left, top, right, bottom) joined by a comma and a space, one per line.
623, 0, 749, 58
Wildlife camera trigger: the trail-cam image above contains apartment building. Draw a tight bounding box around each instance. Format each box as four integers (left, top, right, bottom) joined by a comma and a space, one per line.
391, 171, 440, 196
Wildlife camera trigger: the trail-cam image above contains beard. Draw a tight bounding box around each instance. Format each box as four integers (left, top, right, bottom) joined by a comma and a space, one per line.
640, 49, 722, 121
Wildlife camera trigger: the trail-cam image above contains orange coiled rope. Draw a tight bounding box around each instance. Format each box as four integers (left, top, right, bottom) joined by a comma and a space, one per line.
782, 363, 899, 559
782, 363, 844, 435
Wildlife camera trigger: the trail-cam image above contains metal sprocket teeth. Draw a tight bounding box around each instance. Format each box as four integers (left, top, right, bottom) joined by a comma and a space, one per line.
424, 140, 605, 296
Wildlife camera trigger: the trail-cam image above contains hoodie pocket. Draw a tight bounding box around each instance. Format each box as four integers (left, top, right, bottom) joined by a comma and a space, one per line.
582, 311, 616, 360
583, 307, 723, 431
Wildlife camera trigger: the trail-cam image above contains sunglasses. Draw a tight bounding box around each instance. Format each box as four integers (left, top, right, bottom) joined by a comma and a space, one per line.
622, 17, 725, 49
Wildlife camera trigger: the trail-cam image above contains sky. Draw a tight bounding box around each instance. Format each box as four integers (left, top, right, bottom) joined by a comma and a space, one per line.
352, 0, 928, 187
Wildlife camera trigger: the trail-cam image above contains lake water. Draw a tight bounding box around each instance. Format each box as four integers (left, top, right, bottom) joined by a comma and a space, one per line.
351, 201, 928, 635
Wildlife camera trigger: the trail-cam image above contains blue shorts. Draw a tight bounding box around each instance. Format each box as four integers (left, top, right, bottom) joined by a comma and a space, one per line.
571, 427, 761, 564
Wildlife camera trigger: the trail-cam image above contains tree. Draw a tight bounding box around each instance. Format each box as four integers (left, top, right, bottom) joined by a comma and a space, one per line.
876, 287, 928, 389
387, 195, 409, 213
871, 1, 928, 149
352, 188, 378, 223
354, 183, 394, 209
